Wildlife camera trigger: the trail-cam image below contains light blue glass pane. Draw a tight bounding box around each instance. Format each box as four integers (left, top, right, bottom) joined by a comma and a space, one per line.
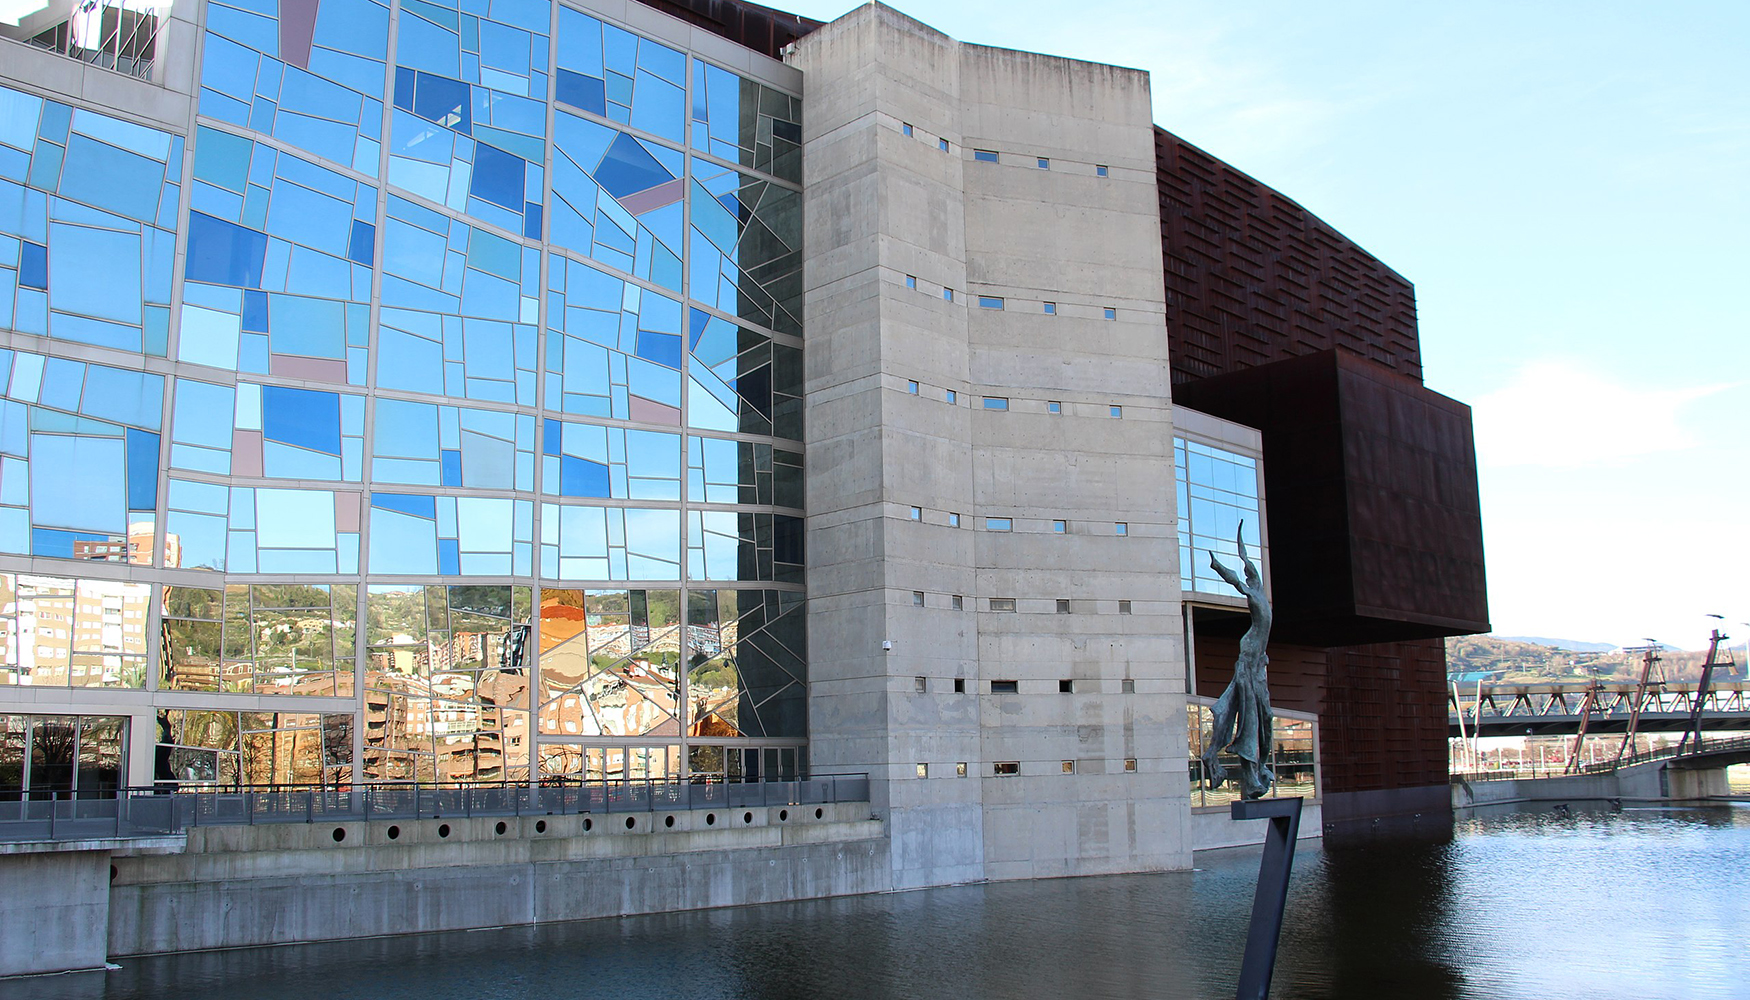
262, 441, 342, 480
59, 135, 162, 223
455, 496, 511, 553
80, 364, 162, 430
370, 507, 437, 574
167, 510, 226, 570
47, 224, 142, 324
0, 88, 44, 152
168, 477, 228, 514
30, 433, 123, 531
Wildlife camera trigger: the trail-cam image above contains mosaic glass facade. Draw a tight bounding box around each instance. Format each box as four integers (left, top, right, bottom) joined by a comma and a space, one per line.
0, 0, 805, 788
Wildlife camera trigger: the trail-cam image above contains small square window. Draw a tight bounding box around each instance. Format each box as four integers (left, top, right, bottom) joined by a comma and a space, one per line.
1124, 758, 1137, 772
902, 122, 914, 137
915, 675, 927, 692
974, 149, 998, 163
1109, 405, 1122, 418
1096, 164, 1109, 177
994, 761, 1019, 775
954, 677, 966, 692
945, 389, 957, 403
1104, 307, 1117, 320
949, 512, 961, 527
1056, 600, 1071, 615
985, 517, 1011, 531
916, 762, 929, 778
1061, 760, 1076, 774
1037, 157, 1050, 169
1119, 600, 1133, 615
951, 595, 964, 611
905, 274, 917, 289
943, 288, 954, 302
907, 379, 919, 394
955, 761, 968, 777
991, 679, 1018, 693
939, 138, 950, 152
1115, 522, 1128, 536
1052, 519, 1066, 533
1048, 400, 1061, 414
1043, 302, 1056, 315
978, 295, 1004, 310
912, 590, 925, 606
909, 506, 922, 520
983, 397, 1009, 410
1121, 678, 1135, 693
990, 598, 1016, 613
1058, 678, 1073, 693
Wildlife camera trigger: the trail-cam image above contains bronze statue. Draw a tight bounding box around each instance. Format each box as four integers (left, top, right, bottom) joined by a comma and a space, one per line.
1203, 523, 1275, 799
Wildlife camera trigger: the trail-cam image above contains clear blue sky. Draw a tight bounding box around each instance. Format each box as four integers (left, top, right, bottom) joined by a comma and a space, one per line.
781, 1, 1750, 650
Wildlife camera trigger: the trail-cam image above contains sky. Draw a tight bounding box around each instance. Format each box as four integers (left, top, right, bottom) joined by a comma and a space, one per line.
778, 0, 1750, 651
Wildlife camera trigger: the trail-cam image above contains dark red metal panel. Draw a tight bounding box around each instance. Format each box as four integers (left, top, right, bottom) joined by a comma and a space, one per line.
632, 0, 823, 59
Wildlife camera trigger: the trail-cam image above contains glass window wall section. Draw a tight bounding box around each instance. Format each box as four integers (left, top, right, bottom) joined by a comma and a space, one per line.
7, 4, 808, 786
1185, 701, 1318, 808
1174, 437, 1264, 596
155, 708, 351, 787
0, 83, 181, 355
160, 583, 357, 697
0, 714, 126, 799
0, 574, 151, 689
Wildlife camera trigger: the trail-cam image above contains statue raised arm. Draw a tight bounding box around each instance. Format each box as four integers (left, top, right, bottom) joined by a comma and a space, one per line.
1201, 522, 1275, 799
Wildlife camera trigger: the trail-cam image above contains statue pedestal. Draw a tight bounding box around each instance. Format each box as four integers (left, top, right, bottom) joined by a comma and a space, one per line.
1229, 797, 1304, 1000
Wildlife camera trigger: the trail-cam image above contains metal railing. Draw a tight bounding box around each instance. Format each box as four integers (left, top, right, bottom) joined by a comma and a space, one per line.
0, 773, 871, 844
12, 1, 167, 81
1452, 734, 1750, 783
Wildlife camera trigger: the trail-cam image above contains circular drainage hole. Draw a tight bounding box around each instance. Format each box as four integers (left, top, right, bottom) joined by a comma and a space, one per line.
779, 809, 789, 822
743, 811, 753, 825
706, 813, 716, 826
815, 808, 824, 820
536, 820, 548, 834
581, 818, 590, 832
438, 823, 451, 839
664, 815, 675, 828
625, 816, 636, 830
387, 825, 401, 840
332, 827, 347, 843
495, 821, 507, 836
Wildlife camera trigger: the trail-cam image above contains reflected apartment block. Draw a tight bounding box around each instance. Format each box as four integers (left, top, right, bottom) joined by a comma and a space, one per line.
0, 0, 1484, 887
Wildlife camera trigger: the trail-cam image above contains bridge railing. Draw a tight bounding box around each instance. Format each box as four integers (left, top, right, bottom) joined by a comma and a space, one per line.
0, 773, 872, 844
1452, 734, 1750, 783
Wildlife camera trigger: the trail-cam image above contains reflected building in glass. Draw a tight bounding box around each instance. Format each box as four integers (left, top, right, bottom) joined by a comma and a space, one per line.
0, 0, 808, 799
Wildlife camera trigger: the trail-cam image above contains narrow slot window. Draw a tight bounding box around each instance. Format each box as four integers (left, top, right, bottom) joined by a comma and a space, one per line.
995, 761, 1019, 775
985, 517, 1011, 531
983, 397, 1008, 410
991, 679, 1018, 693
978, 295, 1004, 309
974, 149, 998, 163
989, 598, 1016, 613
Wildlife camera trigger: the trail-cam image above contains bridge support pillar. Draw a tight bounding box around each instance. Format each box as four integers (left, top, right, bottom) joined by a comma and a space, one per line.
1665, 766, 1731, 800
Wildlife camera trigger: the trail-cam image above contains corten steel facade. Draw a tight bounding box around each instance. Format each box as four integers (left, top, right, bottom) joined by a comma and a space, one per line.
1158, 128, 1488, 835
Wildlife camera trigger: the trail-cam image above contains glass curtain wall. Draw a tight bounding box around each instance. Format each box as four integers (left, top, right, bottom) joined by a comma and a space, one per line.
0, 0, 806, 788
1185, 702, 1318, 808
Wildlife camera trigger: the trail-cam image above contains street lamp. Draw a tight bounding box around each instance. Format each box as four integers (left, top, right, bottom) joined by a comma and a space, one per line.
1526, 727, 1535, 777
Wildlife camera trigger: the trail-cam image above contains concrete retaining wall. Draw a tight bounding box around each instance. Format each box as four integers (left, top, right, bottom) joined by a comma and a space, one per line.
108, 803, 887, 957
1191, 802, 1322, 853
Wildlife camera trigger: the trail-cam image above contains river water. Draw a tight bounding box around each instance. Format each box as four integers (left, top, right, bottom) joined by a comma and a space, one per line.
9, 801, 1749, 1000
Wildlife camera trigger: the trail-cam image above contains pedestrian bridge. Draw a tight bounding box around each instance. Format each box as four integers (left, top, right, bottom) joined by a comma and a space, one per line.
1449, 679, 1750, 738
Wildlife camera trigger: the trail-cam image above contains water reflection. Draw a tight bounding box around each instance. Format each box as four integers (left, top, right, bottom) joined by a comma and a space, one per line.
18, 804, 1750, 1000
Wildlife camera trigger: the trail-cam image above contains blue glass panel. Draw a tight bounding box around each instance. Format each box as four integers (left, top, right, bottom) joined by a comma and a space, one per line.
59, 135, 162, 223
124, 429, 159, 509
522, 202, 541, 240
347, 220, 375, 265
560, 456, 610, 498
31, 433, 124, 532
469, 142, 522, 210
393, 66, 416, 111
262, 386, 341, 454
555, 70, 606, 116
18, 241, 45, 289
412, 71, 472, 134
242, 289, 270, 331
186, 213, 268, 287
594, 132, 673, 200
371, 492, 436, 518
440, 449, 462, 486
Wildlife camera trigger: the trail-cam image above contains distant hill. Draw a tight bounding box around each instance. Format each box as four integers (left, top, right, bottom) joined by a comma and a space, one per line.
1445, 634, 1740, 686
1495, 636, 1618, 653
